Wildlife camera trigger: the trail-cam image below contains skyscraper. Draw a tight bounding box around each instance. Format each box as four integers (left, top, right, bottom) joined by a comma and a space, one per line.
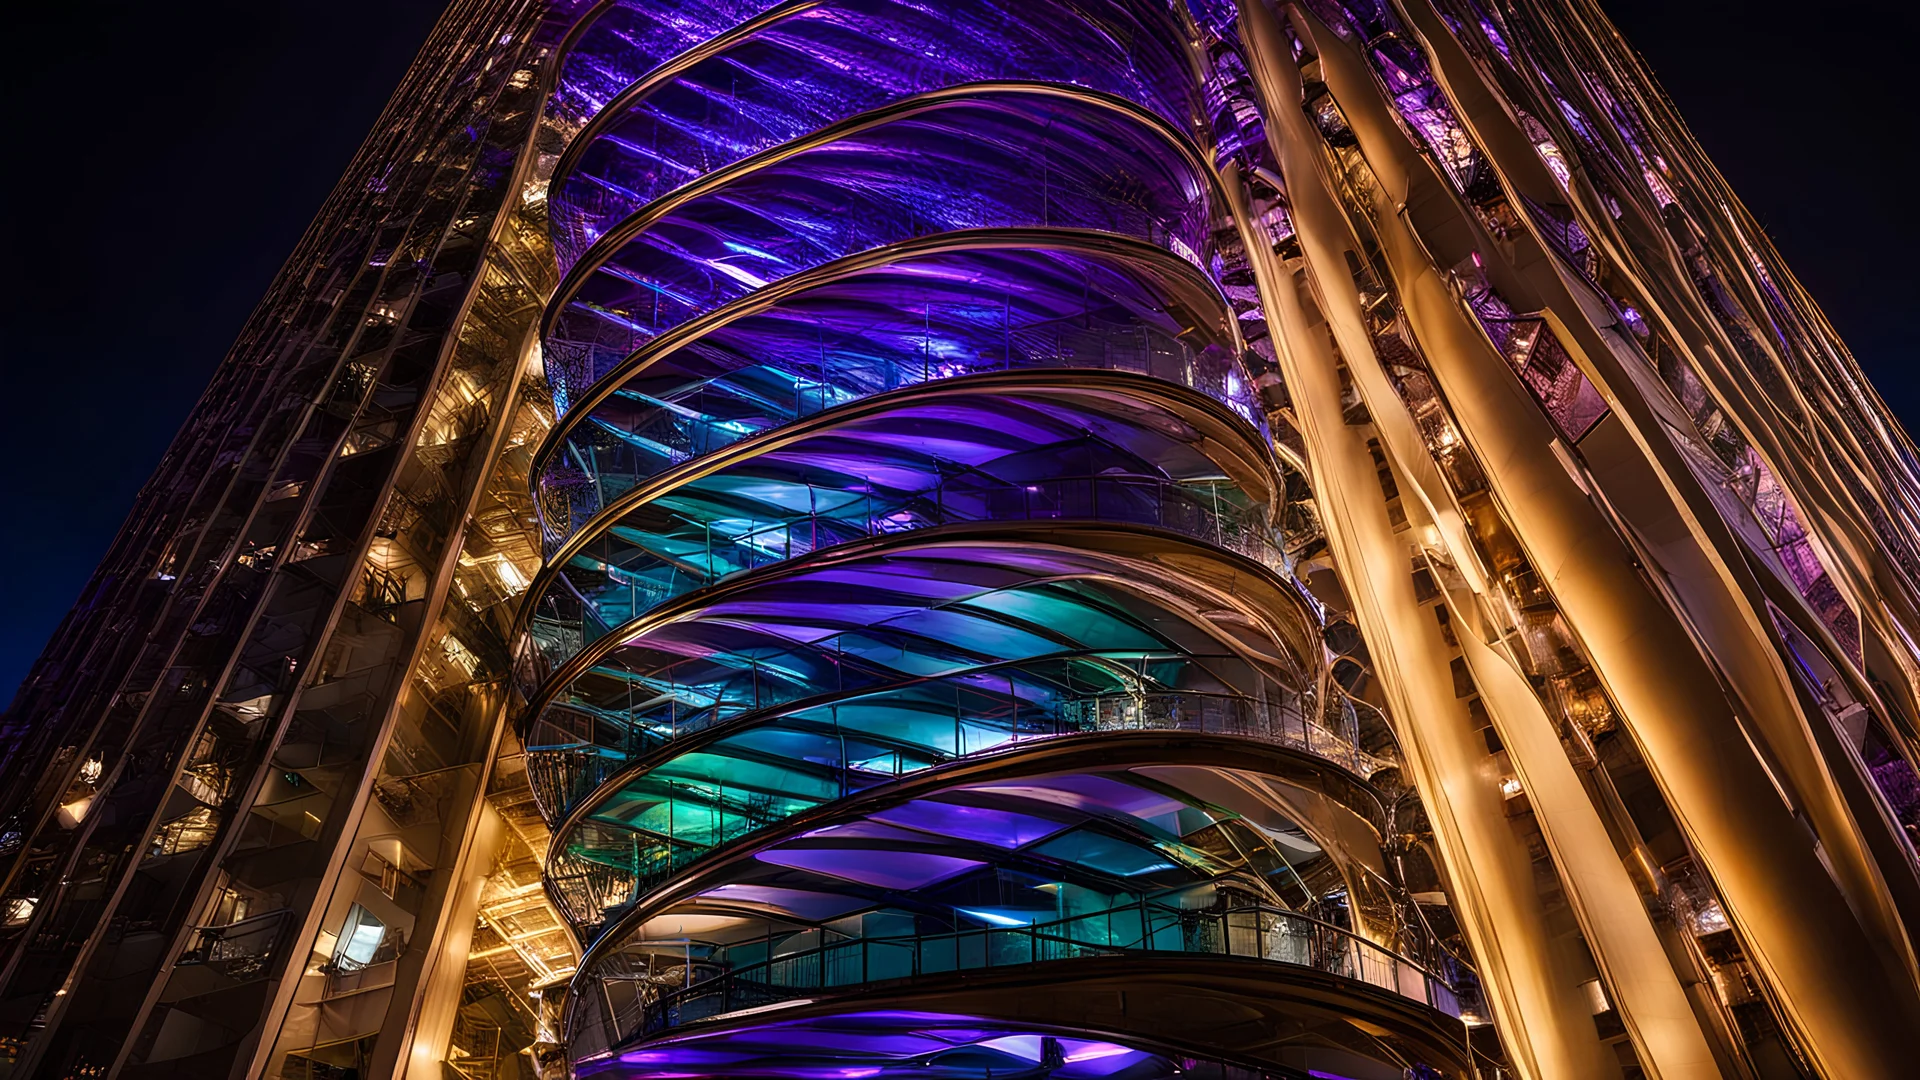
4, 0, 1917, 1077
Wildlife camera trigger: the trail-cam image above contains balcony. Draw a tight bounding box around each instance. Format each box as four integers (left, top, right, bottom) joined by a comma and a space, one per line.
640, 902, 1467, 1041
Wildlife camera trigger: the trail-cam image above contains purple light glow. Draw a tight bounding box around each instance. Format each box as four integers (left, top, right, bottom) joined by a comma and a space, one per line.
957, 773, 1190, 824
583, 1011, 1198, 1080
754, 847, 985, 889
869, 799, 1068, 849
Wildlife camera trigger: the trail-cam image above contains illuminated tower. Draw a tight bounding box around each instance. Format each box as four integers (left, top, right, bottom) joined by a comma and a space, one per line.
4, 2, 1919, 1079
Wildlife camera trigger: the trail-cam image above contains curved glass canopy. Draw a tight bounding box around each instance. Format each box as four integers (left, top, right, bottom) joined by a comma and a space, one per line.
550, 0, 1203, 270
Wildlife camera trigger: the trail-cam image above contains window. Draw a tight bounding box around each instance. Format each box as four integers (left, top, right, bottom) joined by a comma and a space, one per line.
338, 904, 387, 967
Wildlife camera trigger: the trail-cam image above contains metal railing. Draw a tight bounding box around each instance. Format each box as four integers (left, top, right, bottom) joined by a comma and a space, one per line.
1059, 690, 1394, 777
320, 925, 408, 996
528, 684, 1387, 827
525, 473, 1291, 681
629, 901, 1469, 1043
177, 908, 293, 979
542, 310, 1264, 542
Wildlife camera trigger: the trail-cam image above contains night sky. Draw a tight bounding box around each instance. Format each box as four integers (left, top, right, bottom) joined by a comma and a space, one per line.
2, 0, 1914, 704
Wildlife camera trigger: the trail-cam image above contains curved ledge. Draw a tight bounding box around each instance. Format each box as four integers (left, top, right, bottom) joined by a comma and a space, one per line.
572, 939, 1474, 1079
548, 0, 795, 127
631, 904, 1465, 1043
549, 0, 1196, 192
571, 1010, 1291, 1080
549, 2, 1207, 264
541, 691, 1394, 895
553, 0, 820, 196
525, 658, 1397, 828
551, 0, 619, 77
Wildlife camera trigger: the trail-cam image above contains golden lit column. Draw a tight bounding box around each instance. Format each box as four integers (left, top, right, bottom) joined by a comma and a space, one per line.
1270, 2, 1920, 1073
1393, 0, 1920, 991
1439, 578, 1722, 1079
1229, 6, 1620, 1077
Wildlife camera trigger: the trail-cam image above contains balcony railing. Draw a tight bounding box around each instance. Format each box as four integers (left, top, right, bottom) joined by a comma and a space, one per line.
176, 908, 293, 980
622, 901, 1471, 1046
536, 684, 1405, 936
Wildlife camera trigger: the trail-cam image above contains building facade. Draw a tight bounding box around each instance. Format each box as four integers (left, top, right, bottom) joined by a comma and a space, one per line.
4, 1, 1919, 1078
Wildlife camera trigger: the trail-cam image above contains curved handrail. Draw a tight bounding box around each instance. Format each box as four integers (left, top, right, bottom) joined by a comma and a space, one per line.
1058, 691, 1397, 778
616, 901, 1473, 1046
553, 0, 819, 168
533, 220, 1244, 468
528, 227, 1244, 488
548, 0, 1202, 205
535, 685, 1387, 859
540, 724, 1402, 954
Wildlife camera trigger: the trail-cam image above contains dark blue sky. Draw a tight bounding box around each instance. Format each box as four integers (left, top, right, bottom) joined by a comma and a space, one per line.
2, 0, 1915, 704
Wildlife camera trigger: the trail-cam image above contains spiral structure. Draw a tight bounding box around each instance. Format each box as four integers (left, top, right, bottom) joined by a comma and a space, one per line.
519, 3, 1475, 1077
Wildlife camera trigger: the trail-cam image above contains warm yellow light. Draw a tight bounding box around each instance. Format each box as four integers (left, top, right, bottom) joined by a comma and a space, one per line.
57, 797, 93, 826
